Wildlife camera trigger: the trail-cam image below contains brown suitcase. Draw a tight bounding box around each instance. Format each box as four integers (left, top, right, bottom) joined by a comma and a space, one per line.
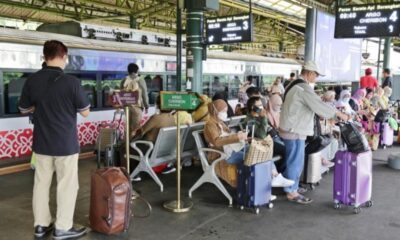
89, 167, 132, 235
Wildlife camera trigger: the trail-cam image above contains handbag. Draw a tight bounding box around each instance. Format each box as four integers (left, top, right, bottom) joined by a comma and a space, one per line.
305, 115, 332, 154
244, 125, 274, 166
338, 122, 370, 153
244, 136, 274, 166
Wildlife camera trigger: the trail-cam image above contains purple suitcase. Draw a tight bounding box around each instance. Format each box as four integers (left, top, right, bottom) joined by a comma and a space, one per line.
237, 161, 273, 214
380, 122, 394, 148
333, 150, 373, 214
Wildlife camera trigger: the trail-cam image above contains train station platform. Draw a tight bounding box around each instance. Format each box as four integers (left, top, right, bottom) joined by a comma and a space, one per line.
1, 147, 400, 240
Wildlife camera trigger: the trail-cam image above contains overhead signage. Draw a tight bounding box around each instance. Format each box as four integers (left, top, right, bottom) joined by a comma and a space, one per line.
110, 90, 139, 107
335, 3, 400, 38
160, 91, 201, 111
206, 14, 253, 44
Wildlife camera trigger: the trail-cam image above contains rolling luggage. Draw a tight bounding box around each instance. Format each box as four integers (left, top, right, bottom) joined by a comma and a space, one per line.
333, 150, 373, 214
301, 152, 323, 190
236, 161, 274, 214
380, 122, 394, 148
90, 167, 132, 234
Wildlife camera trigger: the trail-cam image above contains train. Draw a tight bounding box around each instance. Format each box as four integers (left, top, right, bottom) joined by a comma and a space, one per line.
0, 26, 301, 165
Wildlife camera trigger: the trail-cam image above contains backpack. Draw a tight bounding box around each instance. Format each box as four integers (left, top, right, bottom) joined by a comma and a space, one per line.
121, 75, 142, 107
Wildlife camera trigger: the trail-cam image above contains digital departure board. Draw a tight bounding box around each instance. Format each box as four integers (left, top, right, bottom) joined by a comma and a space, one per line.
206, 14, 253, 44
335, 3, 400, 38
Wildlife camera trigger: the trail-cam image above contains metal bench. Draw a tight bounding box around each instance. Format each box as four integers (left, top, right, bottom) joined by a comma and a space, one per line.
129, 125, 188, 192
188, 130, 232, 206
181, 121, 206, 159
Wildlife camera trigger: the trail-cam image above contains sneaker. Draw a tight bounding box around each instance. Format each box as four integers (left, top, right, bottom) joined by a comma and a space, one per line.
132, 176, 141, 182
270, 195, 277, 201
271, 174, 295, 188
34, 223, 54, 238
161, 166, 176, 175
52, 226, 87, 240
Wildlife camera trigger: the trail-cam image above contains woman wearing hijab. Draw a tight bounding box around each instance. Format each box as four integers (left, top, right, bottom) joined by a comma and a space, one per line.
335, 89, 354, 115
212, 91, 235, 117
266, 94, 283, 129
203, 99, 248, 187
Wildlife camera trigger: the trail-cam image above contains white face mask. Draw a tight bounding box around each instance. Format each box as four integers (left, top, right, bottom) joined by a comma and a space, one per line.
343, 97, 350, 103
218, 112, 228, 121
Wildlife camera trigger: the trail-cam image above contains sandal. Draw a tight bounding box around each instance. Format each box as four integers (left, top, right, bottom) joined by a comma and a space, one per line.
287, 194, 313, 205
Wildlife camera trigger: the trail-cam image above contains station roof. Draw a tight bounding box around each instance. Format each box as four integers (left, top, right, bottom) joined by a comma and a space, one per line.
0, 0, 397, 54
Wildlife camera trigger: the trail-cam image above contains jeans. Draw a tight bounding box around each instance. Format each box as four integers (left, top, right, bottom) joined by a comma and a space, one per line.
282, 139, 305, 193
226, 147, 246, 165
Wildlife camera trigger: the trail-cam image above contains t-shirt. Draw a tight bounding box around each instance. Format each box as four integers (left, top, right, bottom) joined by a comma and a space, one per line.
382, 76, 392, 88
360, 75, 378, 89
19, 66, 90, 156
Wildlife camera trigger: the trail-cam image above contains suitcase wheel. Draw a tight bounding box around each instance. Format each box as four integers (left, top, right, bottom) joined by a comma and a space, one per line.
310, 184, 316, 190
383, 145, 387, 149
365, 200, 373, 208
353, 207, 361, 214
254, 208, 260, 215
334, 203, 341, 209
267, 202, 274, 209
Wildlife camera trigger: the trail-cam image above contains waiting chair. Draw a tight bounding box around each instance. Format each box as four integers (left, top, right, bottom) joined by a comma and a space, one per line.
188, 130, 232, 206
130, 125, 188, 192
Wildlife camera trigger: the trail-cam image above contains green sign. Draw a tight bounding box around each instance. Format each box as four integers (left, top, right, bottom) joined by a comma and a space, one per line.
160, 91, 201, 111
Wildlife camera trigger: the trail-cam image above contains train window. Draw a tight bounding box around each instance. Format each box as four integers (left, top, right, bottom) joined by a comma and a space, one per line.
166, 74, 186, 92
210, 76, 228, 98
101, 73, 125, 108
70, 73, 97, 108
3, 72, 32, 114
142, 74, 163, 105
229, 75, 241, 99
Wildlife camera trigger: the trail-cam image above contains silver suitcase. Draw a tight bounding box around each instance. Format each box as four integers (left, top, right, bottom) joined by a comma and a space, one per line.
301, 151, 322, 189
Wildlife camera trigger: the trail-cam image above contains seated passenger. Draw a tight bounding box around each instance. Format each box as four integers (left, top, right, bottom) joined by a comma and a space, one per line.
204, 99, 247, 165
212, 91, 234, 117
335, 89, 354, 115
244, 96, 294, 189
204, 99, 247, 187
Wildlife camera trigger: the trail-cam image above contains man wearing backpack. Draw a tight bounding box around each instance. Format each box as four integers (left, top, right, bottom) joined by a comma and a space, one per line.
280, 61, 349, 205
120, 63, 149, 137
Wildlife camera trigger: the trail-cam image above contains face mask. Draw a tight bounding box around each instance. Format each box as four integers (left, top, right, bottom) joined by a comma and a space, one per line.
308, 82, 315, 89
343, 97, 350, 103
252, 106, 263, 113
218, 112, 228, 121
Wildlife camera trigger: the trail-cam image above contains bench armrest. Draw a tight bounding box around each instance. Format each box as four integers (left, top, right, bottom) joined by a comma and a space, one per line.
130, 140, 154, 160
199, 148, 227, 167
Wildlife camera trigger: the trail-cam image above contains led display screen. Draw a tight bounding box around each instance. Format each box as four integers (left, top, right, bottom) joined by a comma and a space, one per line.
206, 14, 253, 44
335, 3, 400, 38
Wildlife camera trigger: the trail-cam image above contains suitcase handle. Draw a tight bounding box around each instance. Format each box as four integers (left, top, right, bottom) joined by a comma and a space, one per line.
101, 196, 113, 227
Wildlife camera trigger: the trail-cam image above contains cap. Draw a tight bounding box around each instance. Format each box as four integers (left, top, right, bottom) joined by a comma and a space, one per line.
365, 68, 372, 75
303, 61, 325, 76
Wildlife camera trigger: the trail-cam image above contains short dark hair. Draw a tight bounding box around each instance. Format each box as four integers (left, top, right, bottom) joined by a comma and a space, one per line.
246, 75, 253, 83
246, 86, 260, 97
383, 68, 391, 74
43, 40, 68, 61
290, 73, 295, 78
127, 63, 139, 74
247, 96, 261, 113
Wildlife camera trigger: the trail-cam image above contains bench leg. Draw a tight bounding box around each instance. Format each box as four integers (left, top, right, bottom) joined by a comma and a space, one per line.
189, 171, 212, 198
214, 177, 233, 206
